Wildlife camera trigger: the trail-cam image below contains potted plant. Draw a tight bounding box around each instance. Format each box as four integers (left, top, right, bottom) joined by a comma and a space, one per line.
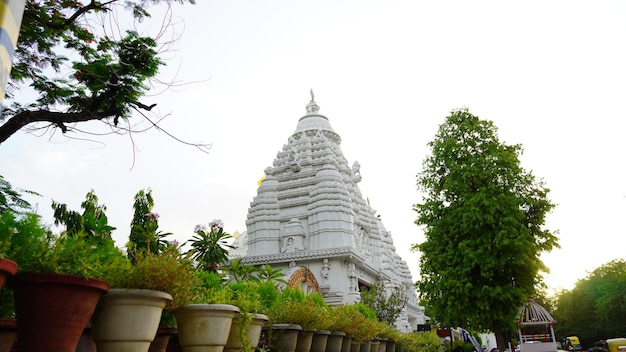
4, 210, 122, 352
91, 189, 201, 352
223, 278, 273, 352
174, 270, 240, 352
262, 286, 332, 352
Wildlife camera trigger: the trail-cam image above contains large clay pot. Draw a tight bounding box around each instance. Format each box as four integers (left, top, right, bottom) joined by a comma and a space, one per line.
326, 331, 346, 352
11, 272, 109, 352
0, 259, 17, 289
225, 313, 268, 352
174, 303, 240, 352
0, 318, 16, 352
310, 330, 330, 352
261, 324, 302, 352
91, 288, 173, 352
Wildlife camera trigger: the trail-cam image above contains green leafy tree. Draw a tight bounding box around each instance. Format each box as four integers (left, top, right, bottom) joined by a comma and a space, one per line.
413, 109, 559, 350
127, 189, 171, 260
52, 190, 115, 244
0, 0, 201, 145
0, 175, 39, 214
553, 259, 626, 347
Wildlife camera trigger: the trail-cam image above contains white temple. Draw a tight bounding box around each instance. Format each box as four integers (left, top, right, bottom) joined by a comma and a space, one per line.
233, 94, 426, 331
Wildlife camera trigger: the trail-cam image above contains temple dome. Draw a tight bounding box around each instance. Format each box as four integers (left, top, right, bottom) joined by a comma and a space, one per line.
294, 94, 336, 134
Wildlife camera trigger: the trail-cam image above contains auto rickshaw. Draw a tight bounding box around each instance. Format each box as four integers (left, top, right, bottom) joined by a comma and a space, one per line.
605, 338, 626, 352
563, 336, 583, 352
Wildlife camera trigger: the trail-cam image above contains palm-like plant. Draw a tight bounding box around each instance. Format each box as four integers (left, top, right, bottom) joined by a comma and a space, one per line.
225, 259, 260, 283
188, 220, 235, 272
256, 264, 288, 286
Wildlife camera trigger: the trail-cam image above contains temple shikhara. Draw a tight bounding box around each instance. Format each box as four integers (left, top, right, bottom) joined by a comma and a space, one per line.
231, 93, 426, 331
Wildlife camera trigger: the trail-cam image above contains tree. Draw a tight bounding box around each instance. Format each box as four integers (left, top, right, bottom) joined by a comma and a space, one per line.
0, 0, 203, 146
0, 175, 39, 213
553, 259, 626, 347
413, 109, 558, 351
359, 280, 409, 326
126, 188, 171, 260
52, 189, 115, 244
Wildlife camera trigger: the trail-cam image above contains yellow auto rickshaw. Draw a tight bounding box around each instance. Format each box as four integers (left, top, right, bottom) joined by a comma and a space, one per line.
606, 338, 626, 352
564, 336, 582, 352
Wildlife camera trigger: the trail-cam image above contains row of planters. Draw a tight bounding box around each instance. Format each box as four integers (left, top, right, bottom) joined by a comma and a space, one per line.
0, 187, 442, 352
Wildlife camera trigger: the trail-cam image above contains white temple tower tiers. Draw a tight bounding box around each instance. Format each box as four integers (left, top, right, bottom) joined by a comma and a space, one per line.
240, 94, 426, 331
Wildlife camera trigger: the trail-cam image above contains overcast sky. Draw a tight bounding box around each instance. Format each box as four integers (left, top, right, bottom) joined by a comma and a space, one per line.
1, 1, 625, 295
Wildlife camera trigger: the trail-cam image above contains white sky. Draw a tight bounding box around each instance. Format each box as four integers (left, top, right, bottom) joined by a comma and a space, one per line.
1, 0, 625, 295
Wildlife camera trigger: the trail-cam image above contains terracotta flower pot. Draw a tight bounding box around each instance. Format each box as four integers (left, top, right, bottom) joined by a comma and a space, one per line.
11, 272, 109, 352
91, 288, 173, 352
149, 327, 178, 352
174, 303, 240, 352
225, 313, 268, 352
0, 259, 17, 289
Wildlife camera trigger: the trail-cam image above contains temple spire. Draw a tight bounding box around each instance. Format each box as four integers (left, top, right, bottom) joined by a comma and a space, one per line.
305, 89, 320, 113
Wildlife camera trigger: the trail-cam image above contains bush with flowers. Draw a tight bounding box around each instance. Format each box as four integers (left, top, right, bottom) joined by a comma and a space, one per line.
188, 219, 234, 272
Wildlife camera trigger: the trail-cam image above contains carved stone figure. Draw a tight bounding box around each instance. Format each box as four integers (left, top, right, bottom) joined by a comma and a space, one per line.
321, 258, 330, 283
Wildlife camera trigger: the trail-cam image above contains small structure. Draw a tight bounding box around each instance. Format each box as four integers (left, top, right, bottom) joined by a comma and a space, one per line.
517, 300, 557, 352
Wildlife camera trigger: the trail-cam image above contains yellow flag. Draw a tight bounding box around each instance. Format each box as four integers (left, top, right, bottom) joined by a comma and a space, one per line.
257, 173, 266, 186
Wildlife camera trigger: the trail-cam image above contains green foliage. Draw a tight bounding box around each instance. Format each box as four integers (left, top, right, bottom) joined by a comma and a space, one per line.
0, 175, 39, 214
104, 245, 201, 310
396, 331, 444, 352
360, 281, 409, 325
0, 210, 127, 278
255, 280, 281, 311
187, 220, 235, 272
255, 263, 288, 285
326, 304, 381, 342
192, 269, 231, 304
127, 189, 171, 261
553, 259, 626, 347
225, 258, 261, 283
0, 0, 196, 144
413, 109, 558, 348
52, 190, 115, 244
265, 286, 331, 331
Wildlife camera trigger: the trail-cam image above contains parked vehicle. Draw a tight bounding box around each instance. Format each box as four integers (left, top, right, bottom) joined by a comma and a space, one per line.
563, 336, 583, 352
605, 338, 626, 352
